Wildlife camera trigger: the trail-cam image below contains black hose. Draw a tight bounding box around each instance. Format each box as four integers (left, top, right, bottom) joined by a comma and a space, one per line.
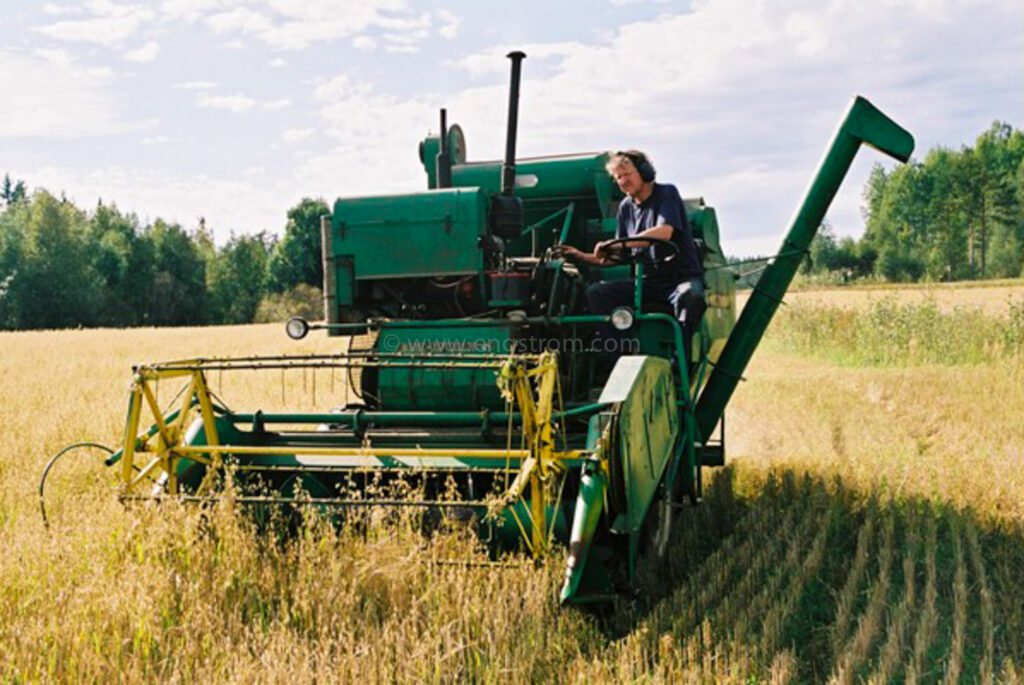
39, 442, 114, 529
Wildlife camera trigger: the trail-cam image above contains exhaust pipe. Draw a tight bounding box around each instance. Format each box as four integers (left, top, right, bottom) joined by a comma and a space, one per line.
489, 51, 526, 241
501, 51, 526, 196
436, 108, 452, 188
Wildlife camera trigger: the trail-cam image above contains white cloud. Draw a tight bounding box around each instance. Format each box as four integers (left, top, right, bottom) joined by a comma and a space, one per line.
169, 1, 437, 51
28, 165, 287, 239
174, 80, 218, 90
87, 65, 115, 78
283, 127, 314, 143
449, 42, 588, 78
263, 98, 292, 110
381, 28, 428, 53
33, 47, 74, 67
269, 57, 286, 67
384, 0, 1021, 253
36, 2, 154, 46
196, 93, 256, 112
313, 75, 370, 102
297, 71, 432, 199
160, 0, 228, 23
352, 35, 377, 52
123, 40, 160, 62
204, 7, 272, 34
0, 49, 126, 138
42, 3, 79, 16
436, 9, 459, 39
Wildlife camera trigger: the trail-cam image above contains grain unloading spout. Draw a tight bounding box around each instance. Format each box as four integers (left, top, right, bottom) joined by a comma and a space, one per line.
694, 96, 914, 442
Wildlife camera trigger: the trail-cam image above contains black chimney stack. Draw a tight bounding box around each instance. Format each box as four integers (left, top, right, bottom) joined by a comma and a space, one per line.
501, 51, 526, 196
436, 107, 451, 188
488, 51, 526, 241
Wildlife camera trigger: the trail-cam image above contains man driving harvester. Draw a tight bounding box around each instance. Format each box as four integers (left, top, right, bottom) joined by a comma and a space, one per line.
556, 149, 706, 365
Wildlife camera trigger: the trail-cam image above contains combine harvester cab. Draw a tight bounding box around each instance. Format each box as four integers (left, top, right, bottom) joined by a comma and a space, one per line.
47, 53, 913, 606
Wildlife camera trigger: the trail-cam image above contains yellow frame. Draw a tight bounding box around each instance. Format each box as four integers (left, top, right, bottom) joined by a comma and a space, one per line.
117, 352, 600, 558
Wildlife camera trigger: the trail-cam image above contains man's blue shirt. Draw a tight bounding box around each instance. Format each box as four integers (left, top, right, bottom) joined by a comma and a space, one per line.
615, 182, 703, 286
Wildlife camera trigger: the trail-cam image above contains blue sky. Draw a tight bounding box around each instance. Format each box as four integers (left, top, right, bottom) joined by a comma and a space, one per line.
2, 0, 1021, 256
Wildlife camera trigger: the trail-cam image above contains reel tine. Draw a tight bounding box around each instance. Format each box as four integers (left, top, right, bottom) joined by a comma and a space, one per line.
39, 442, 114, 529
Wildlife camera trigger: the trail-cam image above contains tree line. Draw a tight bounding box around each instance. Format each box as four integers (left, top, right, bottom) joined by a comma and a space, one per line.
3, 120, 1022, 330
0, 180, 327, 330
801, 121, 1024, 281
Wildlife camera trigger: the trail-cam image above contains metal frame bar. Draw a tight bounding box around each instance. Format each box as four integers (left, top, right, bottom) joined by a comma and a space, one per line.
114, 350, 596, 560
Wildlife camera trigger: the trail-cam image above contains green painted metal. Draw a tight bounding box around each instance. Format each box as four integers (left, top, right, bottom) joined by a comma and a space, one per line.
375, 325, 512, 411
598, 356, 679, 534
695, 96, 914, 443
421, 148, 619, 215
331, 188, 489, 279
225, 402, 610, 429
560, 456, 607, 604
685, 201, 736, 363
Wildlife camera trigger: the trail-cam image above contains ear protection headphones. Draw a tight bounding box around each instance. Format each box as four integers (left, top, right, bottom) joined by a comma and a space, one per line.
618, 150, 656, 183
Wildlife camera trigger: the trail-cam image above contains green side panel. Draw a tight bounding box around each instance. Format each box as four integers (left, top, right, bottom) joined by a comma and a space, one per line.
332, 188, 488, 279
599, 356, 679, 534
702, 265, 735, 364
448, 154, 620, 219
685, 200, 728, 268
446, 154, 606, 205
376, 324, 511, 411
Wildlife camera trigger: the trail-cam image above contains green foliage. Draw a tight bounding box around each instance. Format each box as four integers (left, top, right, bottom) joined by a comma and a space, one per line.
805, 121, 1024, 283
0, 191, 104, 328
207, 233, 271, 324
1, 174, 27, 207
0, 189, 323, 329
266, 198, 329, 294
254, 283, 323, 323
150, 220, 208, 326
803, 222, 877, 280
90, 203, 156, 326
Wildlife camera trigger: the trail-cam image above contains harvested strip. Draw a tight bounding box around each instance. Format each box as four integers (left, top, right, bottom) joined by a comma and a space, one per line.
906, 506, 938, 685
966, 520, 995, 683
727, 498, 823, 646
759, 512, 830, 657
829, 507, 895, 685
830, 500, 878, 659
867, 507, 919, 684
942, 516, 967, 685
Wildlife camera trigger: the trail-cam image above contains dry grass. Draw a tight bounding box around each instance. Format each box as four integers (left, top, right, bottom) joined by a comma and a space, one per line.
739, 279, 1024, 316
1, 296, 1023, 681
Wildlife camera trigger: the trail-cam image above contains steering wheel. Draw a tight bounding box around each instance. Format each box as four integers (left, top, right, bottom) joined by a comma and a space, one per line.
599, 236, 680, 266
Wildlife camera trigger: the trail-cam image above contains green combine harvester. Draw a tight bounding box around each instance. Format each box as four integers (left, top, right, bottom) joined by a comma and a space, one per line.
45, 53, 913, 604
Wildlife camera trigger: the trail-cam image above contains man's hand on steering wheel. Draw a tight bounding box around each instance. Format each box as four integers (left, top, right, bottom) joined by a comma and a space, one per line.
596, 236, 680, 266
552, 243, 613, 267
